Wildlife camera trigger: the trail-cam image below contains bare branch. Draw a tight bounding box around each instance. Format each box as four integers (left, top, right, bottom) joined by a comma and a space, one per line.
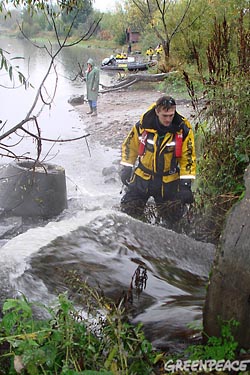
131, 0, 146, 15
20, 129, 91, 143
179, 3, 209, 33
170, 0, 192, 38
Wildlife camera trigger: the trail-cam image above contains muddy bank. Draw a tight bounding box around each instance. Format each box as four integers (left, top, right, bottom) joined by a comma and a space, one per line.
73, 88, 195, 149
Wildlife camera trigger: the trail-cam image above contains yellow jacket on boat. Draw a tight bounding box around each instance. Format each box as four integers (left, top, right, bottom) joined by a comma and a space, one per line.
116, 53, 127, 59
155, 45, 163, 54
146, 48, 154, 56
121, 103, 196, 185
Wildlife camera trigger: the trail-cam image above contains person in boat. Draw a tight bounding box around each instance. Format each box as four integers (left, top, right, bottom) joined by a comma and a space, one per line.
146, 47, 154, 61
155, 44, 163, 60
85, 58, 100, 117
115, 52, 127, 60
119, 96, 196, 224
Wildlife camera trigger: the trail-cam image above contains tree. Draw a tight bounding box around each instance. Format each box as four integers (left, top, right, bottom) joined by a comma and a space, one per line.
61, 0, 93, 32
103, 3, 128, 45
175, 0, 250, 66
0, 0, 102, 162
123, 0, 147, 32
129, 0, 204, 70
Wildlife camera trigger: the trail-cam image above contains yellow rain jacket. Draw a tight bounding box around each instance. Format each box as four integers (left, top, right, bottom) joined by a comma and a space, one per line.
146, 48, 154, 56
155, 45, 163, 54
121, 104, 196, 187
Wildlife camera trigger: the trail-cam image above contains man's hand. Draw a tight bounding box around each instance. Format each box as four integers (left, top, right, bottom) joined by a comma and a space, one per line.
120, 166, 133, 186
179, 179, 194, 204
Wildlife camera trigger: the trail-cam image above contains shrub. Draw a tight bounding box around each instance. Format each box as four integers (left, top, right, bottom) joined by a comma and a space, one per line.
0, 288, 158, 374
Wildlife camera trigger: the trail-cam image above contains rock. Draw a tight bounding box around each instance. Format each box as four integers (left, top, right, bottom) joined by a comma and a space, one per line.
68, 94, 85, 106
102, 166, 118, 184
102, 166, 116, 177
203, 166, 250, 348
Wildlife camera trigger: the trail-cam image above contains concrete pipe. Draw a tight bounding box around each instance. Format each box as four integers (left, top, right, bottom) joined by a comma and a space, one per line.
0, 161, 68, 218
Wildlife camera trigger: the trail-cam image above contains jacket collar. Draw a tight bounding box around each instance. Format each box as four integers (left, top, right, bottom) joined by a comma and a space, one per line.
141, 105, 184, 133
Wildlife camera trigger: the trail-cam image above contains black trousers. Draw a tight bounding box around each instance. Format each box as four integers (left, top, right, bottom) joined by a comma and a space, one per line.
121, 175, 183, 222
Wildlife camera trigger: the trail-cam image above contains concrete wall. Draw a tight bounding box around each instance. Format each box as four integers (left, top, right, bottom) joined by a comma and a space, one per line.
0, 161, 67, 219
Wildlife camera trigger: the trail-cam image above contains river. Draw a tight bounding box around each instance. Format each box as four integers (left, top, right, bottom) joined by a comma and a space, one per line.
0, 36, 215, 352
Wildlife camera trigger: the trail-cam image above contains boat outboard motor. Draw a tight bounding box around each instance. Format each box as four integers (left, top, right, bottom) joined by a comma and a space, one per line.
101, 57, 110, 66
101, 55, 116, 66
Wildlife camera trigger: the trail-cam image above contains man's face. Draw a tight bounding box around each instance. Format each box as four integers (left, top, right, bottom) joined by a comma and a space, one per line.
155, 106, 176, 126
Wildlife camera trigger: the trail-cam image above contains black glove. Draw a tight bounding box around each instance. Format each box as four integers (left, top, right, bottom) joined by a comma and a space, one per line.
179, 179, 194, 204
120, 166, 133, 186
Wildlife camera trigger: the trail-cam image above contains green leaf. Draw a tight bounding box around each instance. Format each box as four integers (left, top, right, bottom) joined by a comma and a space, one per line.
2, 299, 20, 312
104, 346, 118, 369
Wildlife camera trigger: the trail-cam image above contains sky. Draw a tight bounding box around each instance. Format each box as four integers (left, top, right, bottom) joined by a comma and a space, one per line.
93, 0, 118, 12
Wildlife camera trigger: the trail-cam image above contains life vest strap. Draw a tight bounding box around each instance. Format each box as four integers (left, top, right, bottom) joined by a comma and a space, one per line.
137, 162, 179, 177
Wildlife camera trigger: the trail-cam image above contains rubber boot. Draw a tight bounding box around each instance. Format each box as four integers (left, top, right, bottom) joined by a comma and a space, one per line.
86, 105, 93, 115
91, 108, 97, 117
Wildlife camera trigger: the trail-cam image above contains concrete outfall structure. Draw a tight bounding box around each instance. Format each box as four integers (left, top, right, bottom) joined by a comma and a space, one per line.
0, 161, 67, 219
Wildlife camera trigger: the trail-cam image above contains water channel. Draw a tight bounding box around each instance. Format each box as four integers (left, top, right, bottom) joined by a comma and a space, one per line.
0, 36, 215, 352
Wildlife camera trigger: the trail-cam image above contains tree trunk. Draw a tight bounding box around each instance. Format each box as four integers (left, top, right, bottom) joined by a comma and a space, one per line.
99, 72, 173, 93
162, 40, 170, 70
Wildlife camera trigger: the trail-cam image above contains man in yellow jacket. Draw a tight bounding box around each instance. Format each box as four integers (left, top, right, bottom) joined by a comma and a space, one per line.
120, 95, 196, 223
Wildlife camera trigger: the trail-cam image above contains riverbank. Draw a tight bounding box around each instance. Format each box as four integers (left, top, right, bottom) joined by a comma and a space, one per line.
72, 87, 195, 149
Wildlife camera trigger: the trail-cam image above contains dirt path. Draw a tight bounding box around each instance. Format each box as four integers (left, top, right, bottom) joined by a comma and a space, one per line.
74, 88, 195, 149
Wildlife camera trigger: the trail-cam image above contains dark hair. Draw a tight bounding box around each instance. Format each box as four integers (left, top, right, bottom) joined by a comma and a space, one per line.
156, 96, 176, 110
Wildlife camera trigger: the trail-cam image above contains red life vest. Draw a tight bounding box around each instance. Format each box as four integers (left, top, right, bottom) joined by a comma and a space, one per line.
138, 130, 183, 157
138, 131, 148, 156
175, 132, 183, 157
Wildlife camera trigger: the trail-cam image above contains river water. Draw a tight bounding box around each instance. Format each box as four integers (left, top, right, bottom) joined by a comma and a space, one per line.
0, 36, 215, 352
